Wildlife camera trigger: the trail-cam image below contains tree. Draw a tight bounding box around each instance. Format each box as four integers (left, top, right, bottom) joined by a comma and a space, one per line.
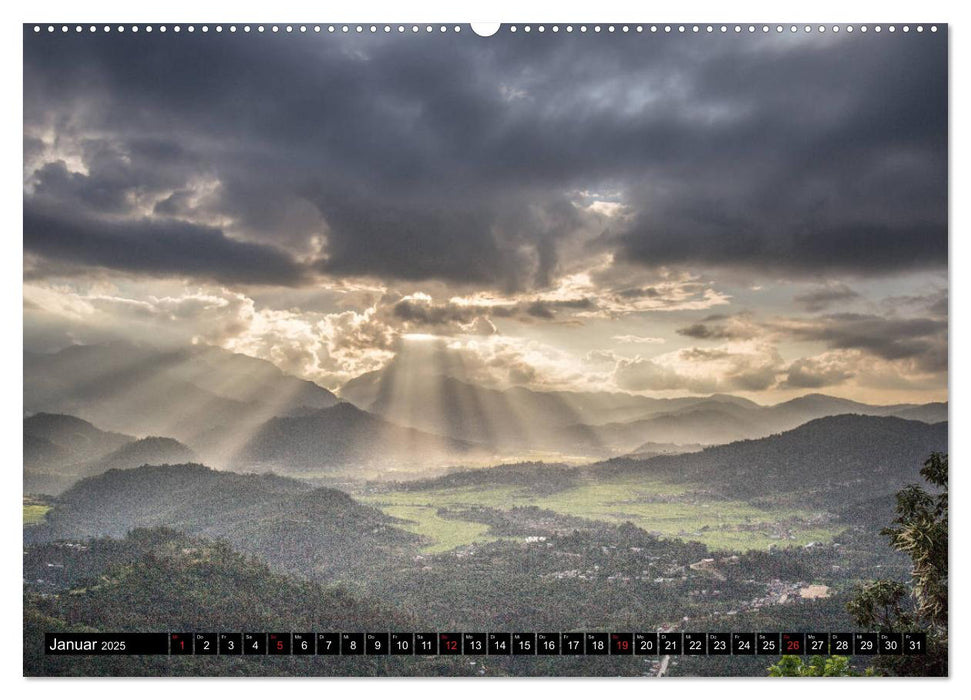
847, 452, 948, 676
768, 655, 858, 677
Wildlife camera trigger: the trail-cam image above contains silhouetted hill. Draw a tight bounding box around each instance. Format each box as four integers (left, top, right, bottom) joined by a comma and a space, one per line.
24, 412, 132, 465
236, 401, 480, 472
93, 436, 197, 471
891, 402, 948, 423
560, 406, 760, 451
24, 413, 137, 495
23, 414, 199, 496
34, 463, 421, 579
23, 433, 71, 471
773, 393, 875, 414
768, 393, 946, 426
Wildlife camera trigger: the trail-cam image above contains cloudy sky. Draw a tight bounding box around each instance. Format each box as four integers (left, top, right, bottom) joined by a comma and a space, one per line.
23, 26, 947, 403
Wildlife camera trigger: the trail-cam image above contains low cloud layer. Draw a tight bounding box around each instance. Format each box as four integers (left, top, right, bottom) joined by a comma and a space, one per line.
24, 278, 948, 402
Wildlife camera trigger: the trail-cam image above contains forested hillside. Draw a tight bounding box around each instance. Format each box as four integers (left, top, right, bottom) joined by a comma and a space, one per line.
33, 464, 422, 579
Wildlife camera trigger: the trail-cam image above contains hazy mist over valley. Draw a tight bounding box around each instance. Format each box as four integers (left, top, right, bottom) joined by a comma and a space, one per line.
24, 338, 947, 489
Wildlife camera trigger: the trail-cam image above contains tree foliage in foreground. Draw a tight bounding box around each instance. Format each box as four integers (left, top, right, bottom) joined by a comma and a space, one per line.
768, 655, 862, 677
769, 453, 948, 678
846, 452, 948, 676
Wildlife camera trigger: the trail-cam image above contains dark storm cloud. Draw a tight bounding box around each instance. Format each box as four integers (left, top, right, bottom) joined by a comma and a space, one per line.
391, 298, 480, 325
794, 284, 860, 312
784, 357, 854, 389
525, 301, 556, 319
616, 287, 661, 299
928, 294, 949, 318
677, 322, 747, 340
881, 288, 948, 318
310, 200, 511, 286
23, 205, 307, 286
779, 313, 947, 371
390, 295, 595, 327
23, 27, 947, 287
28, 137, 205, 215
612, 31, 948, 275
676, 312, 757, 340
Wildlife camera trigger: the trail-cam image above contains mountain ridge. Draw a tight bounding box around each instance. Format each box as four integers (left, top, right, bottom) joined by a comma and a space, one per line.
24, 412, 197, 495
235, 401, 482, 473
24, 342, 340, 466
342, 364, 947, 454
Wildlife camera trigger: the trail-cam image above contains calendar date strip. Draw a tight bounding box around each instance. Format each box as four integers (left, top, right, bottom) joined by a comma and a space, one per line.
45, 631, 926, 656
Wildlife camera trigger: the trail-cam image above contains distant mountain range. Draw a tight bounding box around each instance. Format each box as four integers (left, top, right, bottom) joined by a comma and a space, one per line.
31, 463, 421, 579
341, 359, 947, 455
24, 342, 948, 475
554, 396, 947, 454
342, 362, 756, 428
24, 342, 339, 466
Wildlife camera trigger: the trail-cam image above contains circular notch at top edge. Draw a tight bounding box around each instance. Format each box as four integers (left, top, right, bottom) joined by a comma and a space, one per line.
471, 23, 501, 37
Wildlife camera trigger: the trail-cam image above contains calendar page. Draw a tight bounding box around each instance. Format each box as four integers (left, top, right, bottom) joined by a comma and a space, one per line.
22, 21, 948, 678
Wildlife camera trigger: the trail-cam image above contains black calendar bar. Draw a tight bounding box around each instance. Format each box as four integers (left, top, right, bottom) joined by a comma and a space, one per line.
43, 631, 925, 655
44, 633, 169, 655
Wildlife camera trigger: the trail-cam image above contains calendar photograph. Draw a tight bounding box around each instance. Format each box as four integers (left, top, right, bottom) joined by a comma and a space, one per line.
22, 22, 948, 677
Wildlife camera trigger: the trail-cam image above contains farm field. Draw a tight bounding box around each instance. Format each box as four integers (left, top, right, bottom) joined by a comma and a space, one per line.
358, 474, 840, 553
23, 497, 51, 525
379, 503, 493, 554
